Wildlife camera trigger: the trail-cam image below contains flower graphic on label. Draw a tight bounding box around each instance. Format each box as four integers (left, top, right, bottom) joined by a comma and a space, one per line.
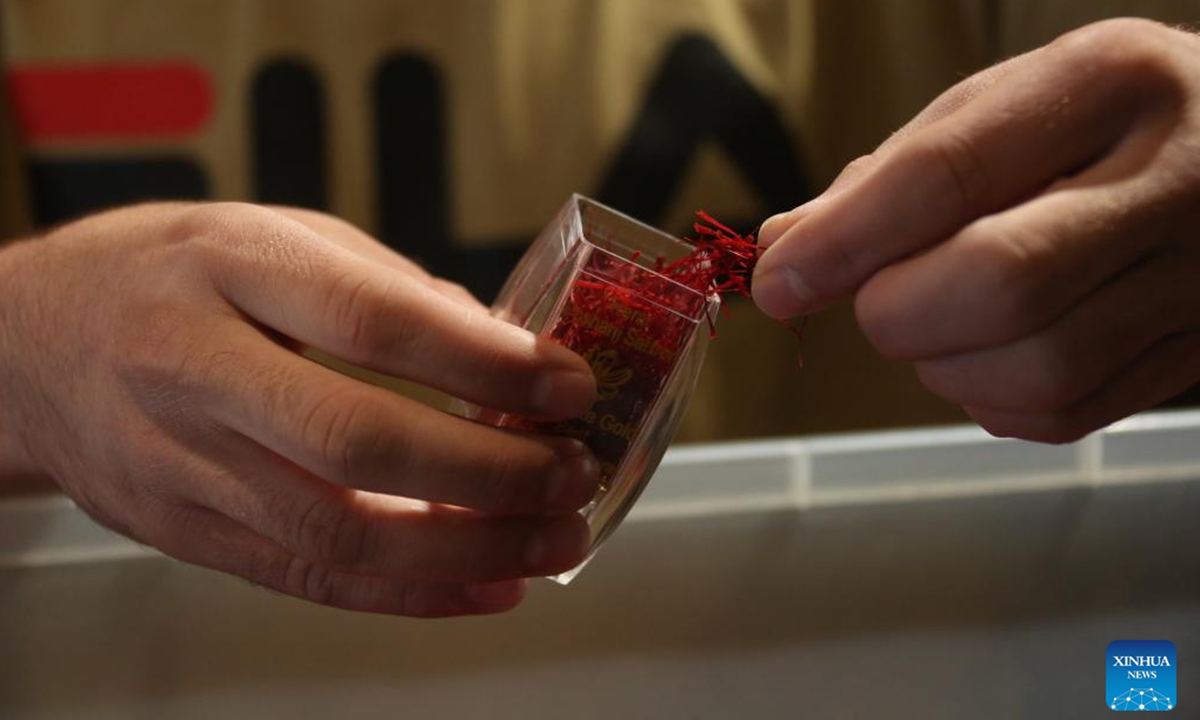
583, 348, 634, 400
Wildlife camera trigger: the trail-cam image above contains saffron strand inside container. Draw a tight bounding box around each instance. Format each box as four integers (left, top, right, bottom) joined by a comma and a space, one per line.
461, 195, 758, 583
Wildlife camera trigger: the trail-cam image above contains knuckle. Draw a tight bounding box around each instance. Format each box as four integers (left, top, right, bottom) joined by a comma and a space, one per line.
174, 202, 317, 284
841, 154, 877, 176
480, 449, 529, 512
958, 220, 1049, 342
1052, 19, 1184, 101
1051, 19, 1140, 63
919, 130, 992, 214
326, 273, 404, 361
833, 154, 878, 188
1017, 333, 1099, 412
172, 202, 262, 251
294, 494, 374, 568
293, 207, 372, 243
433, 279, 468, 295
267, 204, 327, 226
1018, 346, 1081, 412
300, 388, 387, 480
1054, 18, 1169, 59
433, 279, 478, 306
284, 556, 337, 607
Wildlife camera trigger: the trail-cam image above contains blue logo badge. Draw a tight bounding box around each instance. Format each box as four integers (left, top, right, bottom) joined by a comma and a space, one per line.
1108, 640, 1176, 711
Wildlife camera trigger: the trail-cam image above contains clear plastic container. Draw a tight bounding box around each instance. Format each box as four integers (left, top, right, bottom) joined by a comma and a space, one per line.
461, 195, 720, 583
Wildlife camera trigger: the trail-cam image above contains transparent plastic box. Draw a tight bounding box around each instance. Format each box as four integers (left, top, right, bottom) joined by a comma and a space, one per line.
460, 195, 720, 583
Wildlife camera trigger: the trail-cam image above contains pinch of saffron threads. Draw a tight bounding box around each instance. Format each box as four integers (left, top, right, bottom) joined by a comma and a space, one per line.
667, 211, 813, 362
666, 210, 759, 299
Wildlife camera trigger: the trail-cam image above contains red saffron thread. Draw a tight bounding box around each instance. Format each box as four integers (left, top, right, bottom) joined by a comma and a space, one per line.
669, 210, 809, 365
666, 210, 757, 301
503, 211, 807, 491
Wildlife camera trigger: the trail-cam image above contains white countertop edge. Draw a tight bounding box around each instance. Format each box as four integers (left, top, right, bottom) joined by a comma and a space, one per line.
4, 409, 1200, 568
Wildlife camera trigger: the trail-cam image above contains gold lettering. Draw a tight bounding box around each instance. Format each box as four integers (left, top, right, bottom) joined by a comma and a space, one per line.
599, 413, 638, 442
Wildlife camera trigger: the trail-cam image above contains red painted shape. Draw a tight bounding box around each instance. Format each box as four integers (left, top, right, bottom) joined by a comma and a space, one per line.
6, 61, 213, 141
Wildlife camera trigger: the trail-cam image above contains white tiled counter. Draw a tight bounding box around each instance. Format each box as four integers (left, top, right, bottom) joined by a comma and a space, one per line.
3, 411, 1200, 719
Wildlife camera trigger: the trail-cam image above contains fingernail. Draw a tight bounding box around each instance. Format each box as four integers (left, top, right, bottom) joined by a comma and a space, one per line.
532, 368, 596, 418
545, 442, 601, 511
758, 200, 818, 249
757, 213, 791, 249
751, 267, 816, 319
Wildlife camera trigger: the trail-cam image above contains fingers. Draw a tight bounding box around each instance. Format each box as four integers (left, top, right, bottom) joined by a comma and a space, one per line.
965, 331, 1200, 444
872, 52, 1033, 156
152, 504, 529, 616
270, 206, 487, 311
910, 249, 1189, 414
751, 20, 1200, 446
163, 319, 601, 515
155, 432, 591, 583
757, 155, 876, 250
853, 141, 1179, 362
757, 53, 1032, 251
752, 36, 1148, 319
190, 204, 595, 421
270, 488, 589, 584
237, 470, 589, 584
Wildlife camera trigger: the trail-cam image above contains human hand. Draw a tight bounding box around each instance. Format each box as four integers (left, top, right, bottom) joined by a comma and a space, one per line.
753, 18, 1200, 443
0, 202, 600, 615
